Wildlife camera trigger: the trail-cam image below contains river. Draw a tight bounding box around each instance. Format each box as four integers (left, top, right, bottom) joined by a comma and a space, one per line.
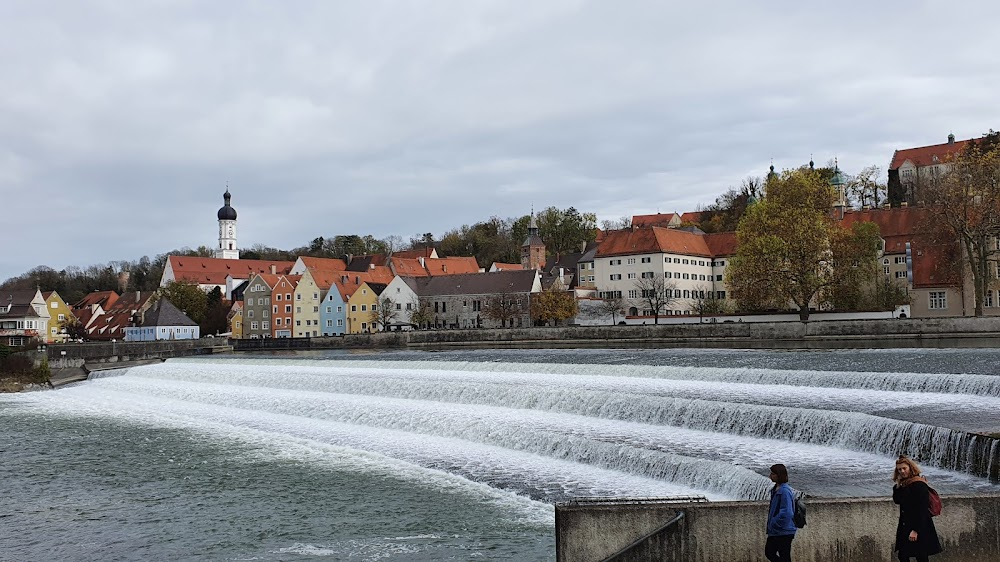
3, 347, 1000, 561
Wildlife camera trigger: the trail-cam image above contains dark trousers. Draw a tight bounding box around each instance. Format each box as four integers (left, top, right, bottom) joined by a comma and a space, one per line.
765, 534, 793, 561
898, 555, 929, 562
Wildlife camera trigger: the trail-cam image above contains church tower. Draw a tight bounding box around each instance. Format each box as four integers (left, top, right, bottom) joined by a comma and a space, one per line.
215, 188, 239, 260
520, 211, 546, 271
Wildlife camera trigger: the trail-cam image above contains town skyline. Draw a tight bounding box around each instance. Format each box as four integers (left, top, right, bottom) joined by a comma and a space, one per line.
3, 1, 999, 282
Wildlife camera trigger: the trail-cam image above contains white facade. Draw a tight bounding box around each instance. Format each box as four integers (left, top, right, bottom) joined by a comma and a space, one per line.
124, 325, 200, 341
216, 218, 239, 259
595, 253, 730, 316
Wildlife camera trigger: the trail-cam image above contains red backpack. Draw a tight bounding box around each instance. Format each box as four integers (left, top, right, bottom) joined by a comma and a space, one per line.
928, 486, 942, 517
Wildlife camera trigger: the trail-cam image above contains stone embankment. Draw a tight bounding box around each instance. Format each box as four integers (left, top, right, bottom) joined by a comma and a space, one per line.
45, 339, 232, 387
557, 495, 1000, 562
232, 316, 1000, 351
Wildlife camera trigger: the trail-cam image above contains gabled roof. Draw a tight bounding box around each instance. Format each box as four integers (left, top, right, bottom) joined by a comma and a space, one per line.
392, 248, 437, 259
366, 282, 389, 296
704, 232, 738, 257
632, 213, 681, 228
298, 256, 348, 272
890, 138, 971, 169
596, 226, 713, 258
490, 262, 524, 272
142, 298, 198, 327
247, 273, 282, 289
74, 291, 119, 310
424, 257, 480, 275
680, 211, 712, 224
167, 256, 294, 286
411, 270, 538, 297
544, 253, 582, 273
390, 257, 431, 277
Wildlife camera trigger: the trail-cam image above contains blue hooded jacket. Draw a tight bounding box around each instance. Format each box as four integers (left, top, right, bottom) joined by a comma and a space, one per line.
767, 483, 797, 537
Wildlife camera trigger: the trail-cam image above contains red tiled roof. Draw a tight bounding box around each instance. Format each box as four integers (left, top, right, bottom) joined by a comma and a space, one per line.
390, 258, 430, 277
424, 257, 480, 276
680, 211, 711, 224
704, 232, 738, 257
596, 227, 713, 258
889, 138, 970, 169
632, 213, 680, 228
392, 248, 436, 259
74, 291, 119, 310
168, 256, 294, 286
491, 262, 524, 271
299, 256, 348, 272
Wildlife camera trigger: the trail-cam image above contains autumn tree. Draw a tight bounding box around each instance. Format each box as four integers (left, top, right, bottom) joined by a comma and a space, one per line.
630, 276, 677, 324
201, 286, 230, 336
529, 288, 579, 326
159, 281, 208, 324
925, 131, 1000, 316
727, 169, 882, 321
408, 297, 433, 328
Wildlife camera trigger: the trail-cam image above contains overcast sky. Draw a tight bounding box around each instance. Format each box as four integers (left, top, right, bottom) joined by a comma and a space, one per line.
2, 1, 998, 283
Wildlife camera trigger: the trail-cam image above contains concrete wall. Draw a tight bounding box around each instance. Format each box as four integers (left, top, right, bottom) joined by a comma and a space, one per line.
46, 338, 230, 369
556, 495, 1000, 562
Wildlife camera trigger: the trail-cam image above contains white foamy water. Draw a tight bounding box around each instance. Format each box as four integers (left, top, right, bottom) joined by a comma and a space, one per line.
12, 354, 1000, 503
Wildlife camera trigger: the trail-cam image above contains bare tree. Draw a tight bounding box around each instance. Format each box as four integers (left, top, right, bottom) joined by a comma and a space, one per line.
847, 165, 888, 209
596, 295, 627, 324
482, 291, 527, 328
600, 216, 632, 231
691, 284, 730, 319
369, 295, 397, 331
630, 276, 677, 324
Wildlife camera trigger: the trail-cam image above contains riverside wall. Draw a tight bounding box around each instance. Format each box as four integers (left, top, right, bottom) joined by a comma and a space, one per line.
556, 495, 1000, 562
232, 317, 1000, 351
44, 339, 232, 384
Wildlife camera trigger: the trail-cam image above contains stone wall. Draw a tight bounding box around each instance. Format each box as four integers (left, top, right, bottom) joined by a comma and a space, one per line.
46, 338, 230, 369
557, 495, 1000, 562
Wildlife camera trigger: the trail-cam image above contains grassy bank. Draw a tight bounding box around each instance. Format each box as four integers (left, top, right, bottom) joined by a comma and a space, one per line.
0, 345, 51, 392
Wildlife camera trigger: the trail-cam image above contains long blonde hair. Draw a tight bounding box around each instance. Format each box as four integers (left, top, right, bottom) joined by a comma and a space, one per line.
893, 455, 922, 484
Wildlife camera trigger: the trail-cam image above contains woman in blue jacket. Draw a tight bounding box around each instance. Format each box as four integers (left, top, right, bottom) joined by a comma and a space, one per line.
766, 463, 796, 561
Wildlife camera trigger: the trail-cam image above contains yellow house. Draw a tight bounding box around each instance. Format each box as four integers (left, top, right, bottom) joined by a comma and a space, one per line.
346, 282, 384, 334
292, 269, 323, 337
42, 291, 73, 343
228, 301, 243, 339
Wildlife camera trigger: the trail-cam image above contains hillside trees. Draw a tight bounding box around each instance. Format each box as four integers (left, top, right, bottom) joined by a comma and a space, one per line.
727, 169, 882, 321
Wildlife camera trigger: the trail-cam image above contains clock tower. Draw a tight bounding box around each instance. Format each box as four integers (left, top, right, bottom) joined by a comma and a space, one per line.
215, 189, 239, 260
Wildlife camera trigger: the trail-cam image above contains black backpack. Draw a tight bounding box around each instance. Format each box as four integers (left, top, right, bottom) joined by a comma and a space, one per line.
792, 495, 807, 528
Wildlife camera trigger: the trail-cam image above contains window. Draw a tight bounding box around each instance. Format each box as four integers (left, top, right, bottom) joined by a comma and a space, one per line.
296, 307, 301, 313
406, 303, 412, 311
627, 258, 636, 265
296, 293, 302, 301
57, 314, 65, 321
682, 259, 689, 265
263, 310, 269, 318
884, 267, 890, 275
628, 290, 638, 299
285, 294, 291, 301
717, 291, 726, 299
247, 298, 254, 306
627, 273, 636, 279
248, 310, 254, 318
641, 257, 651, 263
682, 273, 689, 280
337, 319, 344, 326
716, 275, 723, 281
985, 290, 994, 308
895, 256, 906, 264
313, 293, 319, 300
296, 320, 301, 326
883, 258, 890, 265
895, 271, 907, 279
641, 272, 654, 279
372, 304, 377, 311
337, 306, 343, 312
326, 320, 333, 327
674, 258, 681, 263
610, 259, 622, 266
276, 294, 282, 301
699, 261, 705, 266
276, 318, 282, 326
351, 305, 357, 312
699, 274, 706, 281
313, 306, 319, 313
361, 305, 367, 312
683, 290, 690, 298
665, 272, 672, 278
610, 274, 622, 280
285, 305, 292, 313
473, 300, 481, 311
262, 321, 269, 329
273, 305, 277, 314
396, 303, 402, 310
50, 301, 57, 309
441, 302, 447, 313
929, 291, 947, 310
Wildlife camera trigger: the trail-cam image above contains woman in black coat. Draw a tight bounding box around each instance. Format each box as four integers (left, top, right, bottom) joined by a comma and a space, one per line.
893, 456, 942, 562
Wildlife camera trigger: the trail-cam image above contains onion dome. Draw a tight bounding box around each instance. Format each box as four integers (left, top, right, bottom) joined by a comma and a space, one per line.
217, 189, 237, 220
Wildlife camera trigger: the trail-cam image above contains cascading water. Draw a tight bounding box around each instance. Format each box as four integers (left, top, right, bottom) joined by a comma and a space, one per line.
6, 348, 1000, 561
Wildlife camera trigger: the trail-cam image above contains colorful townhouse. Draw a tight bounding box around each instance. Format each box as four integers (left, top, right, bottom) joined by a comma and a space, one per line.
291, 269, 324, 338
346, 281, 387, 334
0, 289, 50, 346
242, 273, 279, 339
320, 277, 351, 336
124, 299, 200, 341
270, 275, 301, 338
41, 291, 73, 343
227, 300, 244, 339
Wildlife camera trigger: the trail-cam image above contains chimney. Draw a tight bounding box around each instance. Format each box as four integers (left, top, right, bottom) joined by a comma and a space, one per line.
948, 133, 955, 145
369, 263, 375, 270
270, 265, 276, 275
